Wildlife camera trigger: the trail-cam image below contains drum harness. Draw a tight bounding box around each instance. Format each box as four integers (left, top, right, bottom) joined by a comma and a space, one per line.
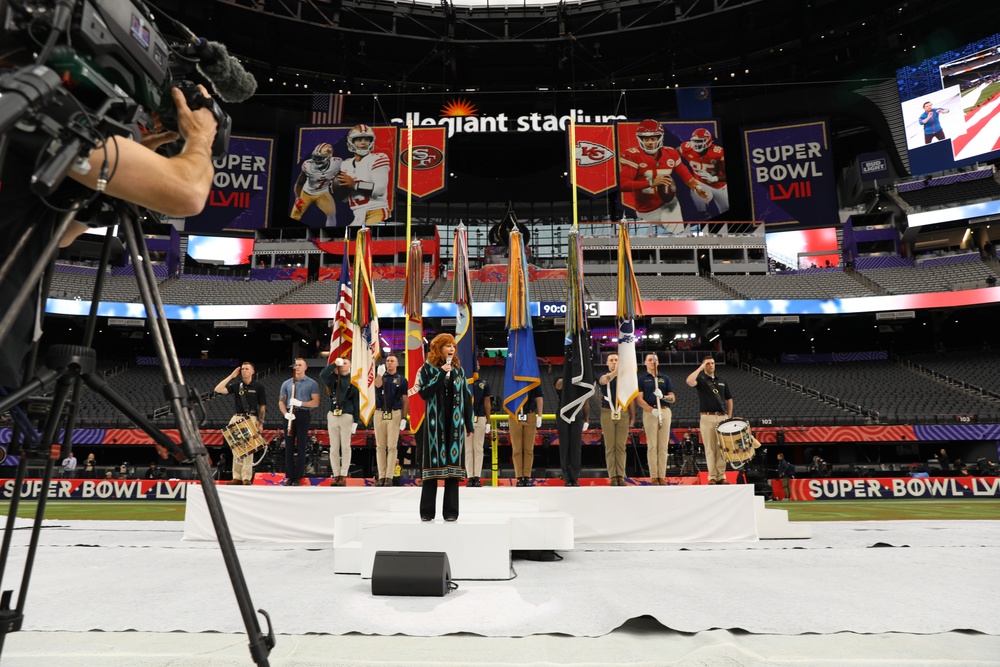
231, 380, 269, 466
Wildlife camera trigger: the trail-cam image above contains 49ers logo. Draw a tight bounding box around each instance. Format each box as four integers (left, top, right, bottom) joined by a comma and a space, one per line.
576, 140, 614, 166
400, 146, 444, 170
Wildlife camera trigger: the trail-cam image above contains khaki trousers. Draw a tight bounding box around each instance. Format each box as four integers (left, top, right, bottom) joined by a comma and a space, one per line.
465, 415, 489, 477
600, 407, 629, 478
700, 413, 729, 482
508, 416, 537, 477
327, 411, 354, 477
228, 414, 259, 482
642, 408, 672, 479
374, 409, 402, 478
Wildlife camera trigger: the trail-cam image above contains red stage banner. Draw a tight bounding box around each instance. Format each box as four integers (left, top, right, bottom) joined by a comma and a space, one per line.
397, 126, 448, 200
571, 124, 618, 196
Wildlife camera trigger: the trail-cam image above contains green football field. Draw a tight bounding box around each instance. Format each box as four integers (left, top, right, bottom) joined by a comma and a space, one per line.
2, 498, 999, 522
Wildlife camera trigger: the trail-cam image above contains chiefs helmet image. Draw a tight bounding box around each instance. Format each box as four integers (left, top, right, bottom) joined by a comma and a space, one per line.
635, 119, 664, 155
690, 128, 713, 153
347, 124, 376, 156
311, 143, 334, 169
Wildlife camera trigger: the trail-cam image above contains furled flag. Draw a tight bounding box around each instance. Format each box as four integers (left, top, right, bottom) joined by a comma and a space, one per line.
350, 227, 381, 425
560, 229, 595, 423
328, 242, 353, 363
403, 239, 426, 432
453, 223, 478, 384
503, 229, 541, 417
310, 92, 344, 124
615, 223, 644, 412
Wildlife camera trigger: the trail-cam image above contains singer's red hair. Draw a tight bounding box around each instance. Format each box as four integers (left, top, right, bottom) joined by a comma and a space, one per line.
426, 333, 461, 368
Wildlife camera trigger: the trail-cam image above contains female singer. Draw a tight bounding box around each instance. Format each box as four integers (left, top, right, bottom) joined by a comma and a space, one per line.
416, 333, 474, 522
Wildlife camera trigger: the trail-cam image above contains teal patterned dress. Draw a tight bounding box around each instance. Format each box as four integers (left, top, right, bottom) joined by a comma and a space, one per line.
418, 362, 474, 480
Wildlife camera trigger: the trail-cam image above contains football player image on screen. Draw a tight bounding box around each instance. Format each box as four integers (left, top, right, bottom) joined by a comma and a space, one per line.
620, 119, 709, 236
678, 128, 729, 219
333, 124, 391, 225
291, 142, 343, 227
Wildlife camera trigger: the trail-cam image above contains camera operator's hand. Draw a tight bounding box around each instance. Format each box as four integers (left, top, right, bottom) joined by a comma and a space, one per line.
172, 84, 217, 146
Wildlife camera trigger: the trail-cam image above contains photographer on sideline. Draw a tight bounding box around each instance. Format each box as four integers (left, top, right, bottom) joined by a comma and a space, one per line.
0, 57, 219, 388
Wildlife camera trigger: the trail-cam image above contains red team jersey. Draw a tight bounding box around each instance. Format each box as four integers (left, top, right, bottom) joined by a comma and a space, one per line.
678, 143, 726, 189
619, 146, 696, 213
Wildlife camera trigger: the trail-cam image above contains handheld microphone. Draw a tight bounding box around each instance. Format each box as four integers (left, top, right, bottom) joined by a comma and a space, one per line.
445, 355, 453, 379
185, 38, 258, 103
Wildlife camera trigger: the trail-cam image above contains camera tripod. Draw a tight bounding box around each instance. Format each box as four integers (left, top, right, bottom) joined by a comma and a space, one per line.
0, 201, 274, 664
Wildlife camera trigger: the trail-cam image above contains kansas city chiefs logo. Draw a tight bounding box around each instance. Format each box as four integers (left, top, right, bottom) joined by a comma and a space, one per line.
576, 141, 614, 166
401, 146, 444, 170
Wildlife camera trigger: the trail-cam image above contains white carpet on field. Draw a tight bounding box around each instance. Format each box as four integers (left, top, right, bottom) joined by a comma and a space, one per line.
2, 519, 999, 639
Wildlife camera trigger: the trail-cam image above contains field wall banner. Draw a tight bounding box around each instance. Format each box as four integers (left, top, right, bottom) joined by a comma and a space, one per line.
185, 135, 275, 233
1, 479, 198, 501
775, 476, 1000, 501
742, 120, 839, 230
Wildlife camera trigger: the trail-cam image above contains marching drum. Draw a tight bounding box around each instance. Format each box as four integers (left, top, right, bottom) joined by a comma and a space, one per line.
222, 415, 267, 460
715, 418, 760, 468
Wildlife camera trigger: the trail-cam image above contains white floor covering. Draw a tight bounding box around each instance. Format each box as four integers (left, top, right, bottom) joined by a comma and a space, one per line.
2, 517, 999, 665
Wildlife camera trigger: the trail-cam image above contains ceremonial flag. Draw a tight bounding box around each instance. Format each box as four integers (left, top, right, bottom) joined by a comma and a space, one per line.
615, 223, 643, 412
503, 230, 541, 417
570, 124, 618, 196
310, 93, 344, 124
328, 244, 353, 363
453, 223, 478, 384
560, 229, 595, 423
350, 227, 380, 425
403, 239, 426, 431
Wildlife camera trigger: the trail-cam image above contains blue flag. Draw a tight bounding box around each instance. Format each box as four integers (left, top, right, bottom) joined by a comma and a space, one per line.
503, 327, 541, 417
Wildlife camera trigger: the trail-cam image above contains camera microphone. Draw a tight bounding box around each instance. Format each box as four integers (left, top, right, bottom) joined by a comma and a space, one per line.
185, 38, 258, 103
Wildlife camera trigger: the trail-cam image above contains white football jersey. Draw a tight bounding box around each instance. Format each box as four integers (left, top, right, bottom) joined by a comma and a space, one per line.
301, 157, 342, 196
341, 152, 390, 218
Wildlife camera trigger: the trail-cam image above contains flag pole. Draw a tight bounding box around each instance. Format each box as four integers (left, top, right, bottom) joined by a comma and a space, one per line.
569, 115, 579, 230
406, 119, 414, 256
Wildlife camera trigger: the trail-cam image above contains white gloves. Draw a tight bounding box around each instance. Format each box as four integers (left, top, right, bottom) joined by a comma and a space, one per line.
653, 388, 663, 400
655, 409, 662, 418
484, 422, 491, 434
582, 421, 589, 431
535, 415, 542, 428
377, 364, 386, 376
334, 358, 344, 367
351, 423, 358, 434
399, 419, 407, 431
284, 412, 296, 422
289, 397, 303, 408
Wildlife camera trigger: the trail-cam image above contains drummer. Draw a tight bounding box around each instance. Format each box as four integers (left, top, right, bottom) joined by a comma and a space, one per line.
685, 356, 733, 485
215, 362, 268, 485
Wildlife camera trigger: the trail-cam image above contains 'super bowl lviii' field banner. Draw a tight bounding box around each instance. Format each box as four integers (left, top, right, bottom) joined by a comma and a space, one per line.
291, 125, 398, 228
185, 135, 275, 233
776, 476, 1000, 501
742, 120, 838, 230
570, 124, 618, 196
397, 126, 447, 199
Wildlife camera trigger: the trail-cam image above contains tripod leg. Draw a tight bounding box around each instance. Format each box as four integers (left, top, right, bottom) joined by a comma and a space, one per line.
120, 213, 273, 665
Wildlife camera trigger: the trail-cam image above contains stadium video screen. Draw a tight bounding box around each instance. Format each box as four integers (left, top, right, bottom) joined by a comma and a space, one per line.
897, 33, 1000, 175
186, 235, 254, 265
764, 227, 839, 270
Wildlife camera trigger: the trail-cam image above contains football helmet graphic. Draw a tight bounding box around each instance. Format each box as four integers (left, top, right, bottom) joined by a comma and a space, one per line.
347, 124, 376, 156
311, 143, 334, 169
635, 119, 663, 155
690, 128, 713, 153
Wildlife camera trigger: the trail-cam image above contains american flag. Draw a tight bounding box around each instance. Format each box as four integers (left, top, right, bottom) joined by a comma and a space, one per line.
311, 93, 344, 125
329, 245, 353, 363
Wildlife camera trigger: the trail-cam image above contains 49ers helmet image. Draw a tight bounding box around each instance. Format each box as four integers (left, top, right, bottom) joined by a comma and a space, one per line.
635, 119, 664, 155
690, 128, 714, 153
311, 142, 334, 169
346, 124, 376, 156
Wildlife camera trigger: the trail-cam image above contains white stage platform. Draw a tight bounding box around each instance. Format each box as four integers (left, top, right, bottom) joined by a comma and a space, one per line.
184, 484, 809, 544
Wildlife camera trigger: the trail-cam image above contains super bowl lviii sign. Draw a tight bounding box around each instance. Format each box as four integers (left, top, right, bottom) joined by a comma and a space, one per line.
742, 120, 839, 230
185, 135, 275, 233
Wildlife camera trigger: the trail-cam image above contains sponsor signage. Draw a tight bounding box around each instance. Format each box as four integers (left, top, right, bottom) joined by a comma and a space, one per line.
1, 479, 196, 501
776, 476, 1000, 500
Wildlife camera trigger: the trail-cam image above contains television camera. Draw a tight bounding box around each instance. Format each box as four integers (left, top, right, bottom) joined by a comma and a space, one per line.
0, 0, 244, 200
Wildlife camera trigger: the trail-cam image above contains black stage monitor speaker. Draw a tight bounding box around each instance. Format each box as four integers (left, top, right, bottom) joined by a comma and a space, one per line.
371, 551, 451, 597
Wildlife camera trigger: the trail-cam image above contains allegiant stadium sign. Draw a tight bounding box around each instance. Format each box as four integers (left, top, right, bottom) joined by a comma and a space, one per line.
390, 109, 627, 138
